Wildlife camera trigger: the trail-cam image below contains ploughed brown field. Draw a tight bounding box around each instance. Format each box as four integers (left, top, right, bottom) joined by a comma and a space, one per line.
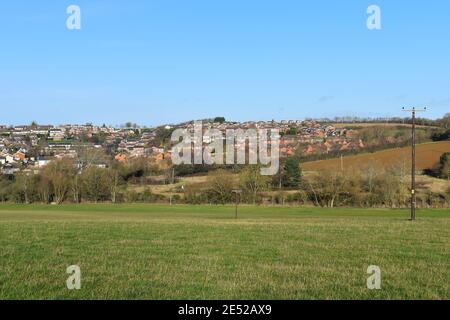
302, 141, 450, 171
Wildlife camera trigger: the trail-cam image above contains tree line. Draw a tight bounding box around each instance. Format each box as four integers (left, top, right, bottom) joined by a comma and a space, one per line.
1, 155, 449, 207
182, 158, 450, 208
0, 158, 163, 204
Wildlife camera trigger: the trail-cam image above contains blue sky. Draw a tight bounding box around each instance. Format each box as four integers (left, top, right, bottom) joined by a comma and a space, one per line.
0, 0, 449, 126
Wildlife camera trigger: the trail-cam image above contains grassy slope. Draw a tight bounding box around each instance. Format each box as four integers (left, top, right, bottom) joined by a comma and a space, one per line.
0, 204, 449, 300
302, 140, 450, 171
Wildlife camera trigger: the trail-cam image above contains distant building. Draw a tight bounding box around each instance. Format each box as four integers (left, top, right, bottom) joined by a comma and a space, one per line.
2, 163, 19, 175
37, 157, 53, 168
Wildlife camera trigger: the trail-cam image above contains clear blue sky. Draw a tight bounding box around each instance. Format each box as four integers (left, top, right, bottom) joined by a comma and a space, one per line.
1, 0, 449, 126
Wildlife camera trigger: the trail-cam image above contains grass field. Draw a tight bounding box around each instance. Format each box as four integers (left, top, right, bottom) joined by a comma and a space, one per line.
302, 141, 450, 171
0, 204, 449, 300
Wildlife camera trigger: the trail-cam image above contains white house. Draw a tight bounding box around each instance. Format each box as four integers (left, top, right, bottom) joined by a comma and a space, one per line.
4, 154, 14, 164
37, 157, 53, 168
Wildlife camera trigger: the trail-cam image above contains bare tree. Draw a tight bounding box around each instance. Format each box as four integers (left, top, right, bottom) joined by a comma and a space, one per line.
206, 169, 234, 204
80, 166, 110, 203
306, 169, 349, 207
74, 146, 107, 170
107, 168, 122, 203
239, 165, 269, 204
43, 158, 75, 204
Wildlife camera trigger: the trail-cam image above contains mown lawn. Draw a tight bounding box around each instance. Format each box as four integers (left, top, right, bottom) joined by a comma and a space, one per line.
0, 204, 449, 300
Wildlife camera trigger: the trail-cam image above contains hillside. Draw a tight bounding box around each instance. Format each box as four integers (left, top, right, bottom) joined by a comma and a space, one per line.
302, 140, 450, 171
332, 122, 437, 129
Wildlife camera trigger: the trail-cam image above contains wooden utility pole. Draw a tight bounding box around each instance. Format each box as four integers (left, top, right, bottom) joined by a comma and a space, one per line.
402, 107, 426, 221
171, 167, 175, 184
232, 189, 242, 219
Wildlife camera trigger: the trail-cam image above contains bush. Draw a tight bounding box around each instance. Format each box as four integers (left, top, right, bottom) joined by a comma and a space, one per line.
438, 153, 450, 180
80, 167, 110, 203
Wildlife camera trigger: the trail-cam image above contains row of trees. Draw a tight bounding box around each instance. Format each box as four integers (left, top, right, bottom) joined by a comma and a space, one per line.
1, 154, 449, 207
319, 113, 450, 128
0, 157, 164, 204
0, 156, 302, 205
184, 161, 450, 208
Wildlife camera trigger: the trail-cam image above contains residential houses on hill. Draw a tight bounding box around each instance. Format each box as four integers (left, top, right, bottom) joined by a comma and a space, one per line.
0, 120, 363, 175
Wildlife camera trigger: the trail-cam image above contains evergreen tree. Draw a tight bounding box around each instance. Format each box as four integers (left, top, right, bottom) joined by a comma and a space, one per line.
282, 157, 302, 188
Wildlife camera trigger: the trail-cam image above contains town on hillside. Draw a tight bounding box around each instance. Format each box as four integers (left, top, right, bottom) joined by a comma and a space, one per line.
0, 119, 368, 175
2, 114, 448, 177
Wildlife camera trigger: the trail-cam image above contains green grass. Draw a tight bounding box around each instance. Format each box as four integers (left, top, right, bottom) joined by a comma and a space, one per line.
0, 204, 449, 300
